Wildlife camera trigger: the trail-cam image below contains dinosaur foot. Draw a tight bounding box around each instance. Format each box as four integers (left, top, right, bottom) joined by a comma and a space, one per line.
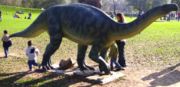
37, 65, 54, 72
98, 63, 111, 75
79, 65, 95, 71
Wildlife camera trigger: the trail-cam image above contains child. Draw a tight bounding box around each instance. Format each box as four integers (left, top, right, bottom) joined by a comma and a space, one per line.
25, 40, 40, 71
109, 44, 123, 71
1, 30, 12, 58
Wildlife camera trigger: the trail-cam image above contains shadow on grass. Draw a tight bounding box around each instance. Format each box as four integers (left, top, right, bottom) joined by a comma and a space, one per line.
142, 63, 180, 87
0, 70, 101, 87
22, 72, 101, 87
0, 71, 28, 87
39, 74, 100, 87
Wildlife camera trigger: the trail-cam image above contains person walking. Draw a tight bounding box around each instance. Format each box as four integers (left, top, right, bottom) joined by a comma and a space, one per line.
25, 40, 40, 71
1, 30, 12, 58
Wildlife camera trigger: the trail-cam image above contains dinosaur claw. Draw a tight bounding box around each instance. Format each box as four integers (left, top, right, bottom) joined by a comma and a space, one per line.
40, 64, 54, 71
42, 66, 49, 70
98, 64, 111, 75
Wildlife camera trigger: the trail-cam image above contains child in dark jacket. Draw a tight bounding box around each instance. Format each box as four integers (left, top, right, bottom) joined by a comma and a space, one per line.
1, 30, 12, 58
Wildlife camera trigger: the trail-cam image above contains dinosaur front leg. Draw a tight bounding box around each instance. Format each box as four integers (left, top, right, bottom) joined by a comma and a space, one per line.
41, 36, 62, 70
41, 18, 62, 71
89, 45, 110, 74
77, 44, 94, 71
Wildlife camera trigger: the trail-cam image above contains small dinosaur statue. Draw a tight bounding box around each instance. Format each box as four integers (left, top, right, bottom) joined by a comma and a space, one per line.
10, 3, 178, 74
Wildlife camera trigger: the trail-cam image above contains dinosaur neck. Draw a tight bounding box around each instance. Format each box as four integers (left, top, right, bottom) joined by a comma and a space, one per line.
111, 7, 165, 40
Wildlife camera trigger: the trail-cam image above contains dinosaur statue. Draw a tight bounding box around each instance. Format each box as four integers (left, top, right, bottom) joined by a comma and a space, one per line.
10, 3, 178, 74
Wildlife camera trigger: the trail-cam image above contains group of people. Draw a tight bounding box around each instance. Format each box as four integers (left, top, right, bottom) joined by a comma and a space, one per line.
25, 12, 32, 19
13, 12, 21, 18
14, 11, 32, 19
1, 30, 40, 72
160, 11, 180, 21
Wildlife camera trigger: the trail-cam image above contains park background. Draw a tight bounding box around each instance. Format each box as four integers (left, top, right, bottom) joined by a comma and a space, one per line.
0, 0, 180, 87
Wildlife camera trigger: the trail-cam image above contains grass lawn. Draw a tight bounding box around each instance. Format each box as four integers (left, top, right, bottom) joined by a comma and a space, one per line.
0, 5, 180, 87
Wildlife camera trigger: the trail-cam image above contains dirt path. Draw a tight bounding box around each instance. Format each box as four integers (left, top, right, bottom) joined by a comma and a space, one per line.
70, 63, 180, 87
0, 52, 179, 87
0, 52, 20, 58
109, 64, 179, 87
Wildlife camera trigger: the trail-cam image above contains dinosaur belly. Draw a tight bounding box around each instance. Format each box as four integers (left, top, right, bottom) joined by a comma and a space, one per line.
63, 31, 94, 45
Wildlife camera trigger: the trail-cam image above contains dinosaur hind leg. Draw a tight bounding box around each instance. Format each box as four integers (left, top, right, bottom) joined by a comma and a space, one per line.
100, 47, 109, 60
89, 45, 110, 74
77, 44, 94, 71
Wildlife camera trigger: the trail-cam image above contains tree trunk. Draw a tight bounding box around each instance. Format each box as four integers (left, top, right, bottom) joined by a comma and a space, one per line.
78, 0, 102, 8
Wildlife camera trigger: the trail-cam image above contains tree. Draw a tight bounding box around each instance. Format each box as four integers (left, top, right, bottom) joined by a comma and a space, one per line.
152, 0, 171, 7
30, 0, 77, 8
127, 0, 172, 12
101, 0, 127, 13
172, 0, 180, 7
78, 0, 102, 8
0, 0, 78, 8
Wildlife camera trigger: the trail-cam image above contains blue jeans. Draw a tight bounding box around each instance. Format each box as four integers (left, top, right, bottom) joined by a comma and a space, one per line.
3, 47, 9, 58
3, 41, 10, 58
28, 60, 38, 70
110, 58, 121, 70
116, 40, 126, 67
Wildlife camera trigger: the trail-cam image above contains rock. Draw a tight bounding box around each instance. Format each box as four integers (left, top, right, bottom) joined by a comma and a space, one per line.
59, 58, 74, 70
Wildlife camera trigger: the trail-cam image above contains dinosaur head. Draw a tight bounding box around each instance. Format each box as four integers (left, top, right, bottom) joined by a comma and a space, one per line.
159, 4, 178, 15
112, 4, 178, 40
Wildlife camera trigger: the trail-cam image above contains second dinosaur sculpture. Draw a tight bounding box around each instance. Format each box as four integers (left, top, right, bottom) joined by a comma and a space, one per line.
10, 3, 178, 74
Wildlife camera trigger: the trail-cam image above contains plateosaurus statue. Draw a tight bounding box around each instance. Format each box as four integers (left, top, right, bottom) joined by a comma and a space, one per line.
10, 3, 178, 74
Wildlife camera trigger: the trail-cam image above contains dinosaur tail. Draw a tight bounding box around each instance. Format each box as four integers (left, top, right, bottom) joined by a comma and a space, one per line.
10, 11, 48, 38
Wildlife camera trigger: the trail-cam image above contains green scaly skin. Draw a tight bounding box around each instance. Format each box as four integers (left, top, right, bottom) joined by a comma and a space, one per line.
10, 3, 178, 74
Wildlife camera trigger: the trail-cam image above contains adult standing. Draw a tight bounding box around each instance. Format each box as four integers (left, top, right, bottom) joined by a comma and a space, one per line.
178, 12, 180, 21
115, 13, 126, 67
